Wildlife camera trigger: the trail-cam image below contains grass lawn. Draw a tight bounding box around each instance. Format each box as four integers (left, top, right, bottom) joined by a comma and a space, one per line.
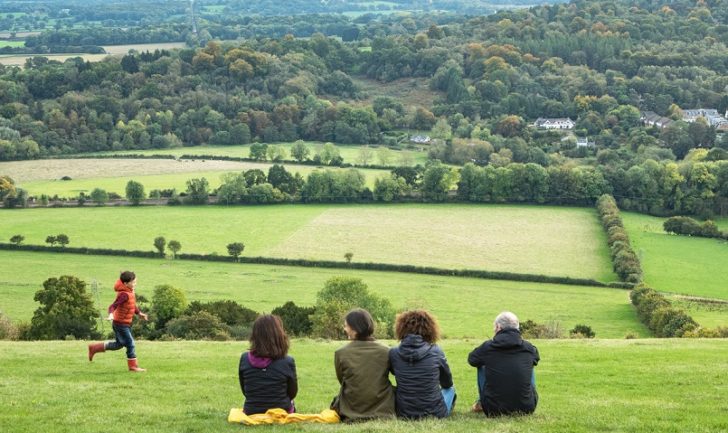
85, 142, 429, 166
0, 339, 726, 433
622, 212, 728, 300
0, 53, 109, 66
0, 158, 389, 197
0, 204, 616, 281
101, 42, 186, 55
0, 250, 646, 338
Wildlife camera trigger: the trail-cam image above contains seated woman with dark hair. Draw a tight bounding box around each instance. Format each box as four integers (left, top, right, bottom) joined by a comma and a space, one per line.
239, 314, 297, 414
389, 309, 456, 419
331, 308, 395, 421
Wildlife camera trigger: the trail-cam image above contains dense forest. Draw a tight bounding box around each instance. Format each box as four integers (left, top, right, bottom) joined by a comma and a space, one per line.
0, 0, 727, 215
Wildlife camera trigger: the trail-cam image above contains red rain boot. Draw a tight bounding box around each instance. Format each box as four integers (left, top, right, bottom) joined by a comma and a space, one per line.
88, 343, 105, 361
127, 358, 146, 372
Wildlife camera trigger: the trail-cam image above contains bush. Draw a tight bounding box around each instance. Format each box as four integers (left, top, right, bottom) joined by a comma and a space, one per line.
28, 275, 100, 340
630, 286, 698, 337
271, 301, 315, 336
0, 311, 18, 340
166, 311, 231, 340
664, 216, 725, 239
185, 300, 257, 327
310, 277, 395, 339
520, 319, 564, 339
152, 284, 187, 329
569, 324, 595, 338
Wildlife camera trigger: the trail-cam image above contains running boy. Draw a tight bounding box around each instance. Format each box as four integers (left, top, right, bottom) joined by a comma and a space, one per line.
87, 271, 148, 372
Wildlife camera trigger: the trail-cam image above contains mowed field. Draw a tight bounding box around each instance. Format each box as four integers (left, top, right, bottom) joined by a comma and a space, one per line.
1, 339, 727, 433
622, 212, 728, 300
0, 158, 389, 197
0, 250, 644, 338
0, 204, 617, 281
0, 42, 186, 66
87, 142, 429, 166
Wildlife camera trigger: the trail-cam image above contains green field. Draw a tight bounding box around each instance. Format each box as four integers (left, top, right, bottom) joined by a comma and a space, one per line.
86, 142, 429, 166
622, 212, 728, 300
0, 158, 389, 197
1, 339, 726, 433
0, 250, 645, 338
0, 53, 109, 66
0, 204, 617, 281
0, 40, 25, 47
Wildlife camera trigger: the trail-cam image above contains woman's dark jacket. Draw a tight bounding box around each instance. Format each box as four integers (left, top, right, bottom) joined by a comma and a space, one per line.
468, 328, 539, 417
389, 334, 454, 419
239, 351, 297, 414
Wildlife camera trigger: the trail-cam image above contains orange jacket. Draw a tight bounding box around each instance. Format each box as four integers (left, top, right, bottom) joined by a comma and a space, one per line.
110, 280, 137, 325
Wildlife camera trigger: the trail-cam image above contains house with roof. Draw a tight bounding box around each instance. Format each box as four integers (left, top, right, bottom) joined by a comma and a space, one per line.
534, 118, 575, 130
410, 135, 431, 144
682, 109, 728, 128
641, 111, 673, 129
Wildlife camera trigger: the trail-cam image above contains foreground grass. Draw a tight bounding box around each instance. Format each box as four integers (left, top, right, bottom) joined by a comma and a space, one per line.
1, 339, 726, 433
1, 158, 388, 197
622, 212, 728, 299
0, 250, 647, 338
0, 204, 616, 281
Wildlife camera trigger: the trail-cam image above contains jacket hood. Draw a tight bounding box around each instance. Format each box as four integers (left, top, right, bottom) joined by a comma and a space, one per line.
248, 351, 273, 368
491, 328, 524, 349
114, 280, 132, 293
396, 334, 433, 363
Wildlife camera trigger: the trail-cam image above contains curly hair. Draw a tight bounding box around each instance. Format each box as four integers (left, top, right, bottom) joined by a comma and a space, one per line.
395, 310, 440, 343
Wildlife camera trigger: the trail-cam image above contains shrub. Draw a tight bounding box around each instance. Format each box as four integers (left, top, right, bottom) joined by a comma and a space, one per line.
630, 286, 698, 337
569, 324, 595, 338
185, 300, 257, 327
520, 319, 564, 339
271, 301, 315, 336
9, 234, 24, 245
0, 311, 18, 340
28, 275, 100, 340
166, 311, 231, 340
664, 216, 725, 239
310, 277, 395, 339
152, 284, 187, 329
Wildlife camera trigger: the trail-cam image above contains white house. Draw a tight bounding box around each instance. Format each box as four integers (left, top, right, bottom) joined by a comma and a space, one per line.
576, 137, 595, 147
682, 109, 728, 127
641, 111, 673, 129
410, 135, 431, 144
534, 118, 575, 130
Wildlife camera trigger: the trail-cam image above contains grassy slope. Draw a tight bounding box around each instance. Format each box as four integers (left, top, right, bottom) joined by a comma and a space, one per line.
0, 250, 646, 338
0, 204, 616, 281
85, 143, 429, 166
0, 158, 389, 197
1, 339, 726, 433
622, 212, 728, 300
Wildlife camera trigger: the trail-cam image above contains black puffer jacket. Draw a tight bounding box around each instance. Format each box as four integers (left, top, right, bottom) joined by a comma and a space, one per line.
468, 328, 539, 417
389, 334, 453, 419
239, 351, 297, 415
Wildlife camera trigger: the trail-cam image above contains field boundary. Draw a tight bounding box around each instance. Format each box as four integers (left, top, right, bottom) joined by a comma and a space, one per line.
0, 243, 631, 289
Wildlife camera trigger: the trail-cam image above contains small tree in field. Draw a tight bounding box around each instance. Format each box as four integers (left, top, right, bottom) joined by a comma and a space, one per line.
152, 284, 187, 329
344, 252, 353, 263
55, 234, 69, 247
9, 234, 24, 245
90, 188, 109, 206
168, 240, 181, 258
125, 180, 146, 205
153, 236, 166, 256
226, 242, 245, 261
29, 275, 99, 340
45, 235, 57, 246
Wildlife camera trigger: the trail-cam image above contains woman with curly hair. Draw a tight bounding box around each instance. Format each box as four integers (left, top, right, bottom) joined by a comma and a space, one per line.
389, 309, 456, 419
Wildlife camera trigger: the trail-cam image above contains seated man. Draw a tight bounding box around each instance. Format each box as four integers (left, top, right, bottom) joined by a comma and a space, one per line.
467, 311, 539, 417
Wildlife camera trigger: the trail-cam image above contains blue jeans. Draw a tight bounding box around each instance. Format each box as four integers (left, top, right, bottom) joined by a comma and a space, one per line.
441, 387, 456, 416
477, 367, 536, 401
106, 323, 136, 359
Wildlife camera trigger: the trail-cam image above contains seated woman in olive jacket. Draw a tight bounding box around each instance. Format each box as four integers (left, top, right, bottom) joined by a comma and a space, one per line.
389, 309, 456, 419
331, 308, 396, 421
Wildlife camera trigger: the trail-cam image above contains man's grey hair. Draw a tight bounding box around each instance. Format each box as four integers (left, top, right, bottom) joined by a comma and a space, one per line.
494, 311, 519, 330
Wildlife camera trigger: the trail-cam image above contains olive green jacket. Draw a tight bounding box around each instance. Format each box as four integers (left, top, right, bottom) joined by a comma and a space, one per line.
332, 340, 396, 421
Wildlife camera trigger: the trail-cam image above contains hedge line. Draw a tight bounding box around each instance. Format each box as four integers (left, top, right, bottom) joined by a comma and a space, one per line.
596, 194, 643, 284
630, 286, 698, 337
663, 216, 728, 240
0, 243, 622, 289
50, 154, 177, 160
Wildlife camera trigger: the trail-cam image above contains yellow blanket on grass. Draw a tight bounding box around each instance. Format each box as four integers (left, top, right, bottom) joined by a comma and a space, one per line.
228, 408, 340, 425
